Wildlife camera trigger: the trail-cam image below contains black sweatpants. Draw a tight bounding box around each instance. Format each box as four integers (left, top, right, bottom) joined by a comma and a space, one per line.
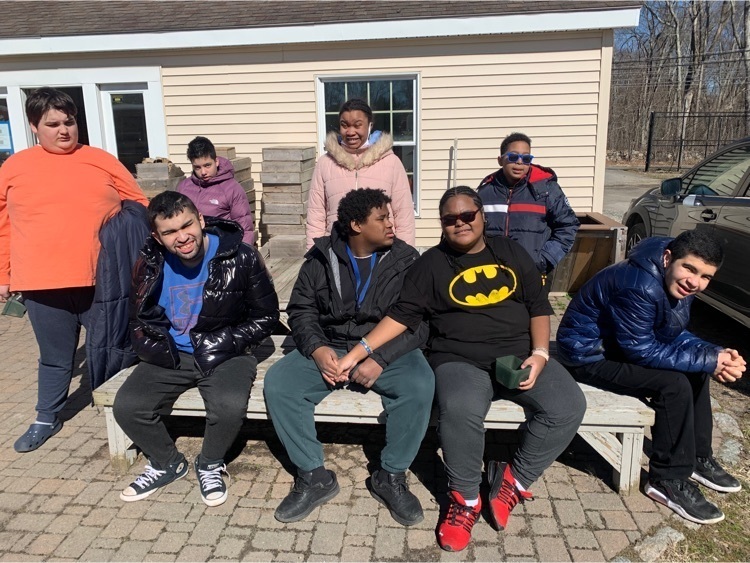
566, 360, 712, 481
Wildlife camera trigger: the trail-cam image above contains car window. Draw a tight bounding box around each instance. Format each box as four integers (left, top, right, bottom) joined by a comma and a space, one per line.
684, 145, 750, 197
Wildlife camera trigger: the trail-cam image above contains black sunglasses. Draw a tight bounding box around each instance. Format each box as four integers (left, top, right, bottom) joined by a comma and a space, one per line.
440, 209, 480, 227
504, 152, 534, 165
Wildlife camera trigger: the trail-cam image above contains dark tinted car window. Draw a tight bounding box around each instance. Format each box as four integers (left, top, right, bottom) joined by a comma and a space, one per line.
684, 145, 750, 197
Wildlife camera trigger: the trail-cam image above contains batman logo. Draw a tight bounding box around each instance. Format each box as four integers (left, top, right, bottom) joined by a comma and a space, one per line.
448, 264, 517, 307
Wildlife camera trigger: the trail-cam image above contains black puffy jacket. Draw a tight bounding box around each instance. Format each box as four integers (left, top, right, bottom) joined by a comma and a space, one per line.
129, 217, 279, 375
289, 225, 427, 368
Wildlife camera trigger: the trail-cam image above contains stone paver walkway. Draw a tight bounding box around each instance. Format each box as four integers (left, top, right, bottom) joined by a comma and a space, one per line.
0, 300, 699, 561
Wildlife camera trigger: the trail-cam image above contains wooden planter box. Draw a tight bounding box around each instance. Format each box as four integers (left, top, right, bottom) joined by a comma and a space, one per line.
549, 212, 626, 294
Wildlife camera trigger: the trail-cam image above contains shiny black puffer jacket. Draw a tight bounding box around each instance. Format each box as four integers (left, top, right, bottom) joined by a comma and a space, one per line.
129, 218, 279, 375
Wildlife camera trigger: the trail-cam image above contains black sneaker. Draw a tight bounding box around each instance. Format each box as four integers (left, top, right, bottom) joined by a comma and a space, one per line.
692, 456, 741, 493
194, 456, 230, 507
275, 470, 339, 523
120, 456, 188, 502
645, 479, 724, 524
368, 469, 424, 526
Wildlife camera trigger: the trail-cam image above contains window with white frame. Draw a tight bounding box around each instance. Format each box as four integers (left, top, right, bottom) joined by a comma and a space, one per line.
319, 76, 419, 211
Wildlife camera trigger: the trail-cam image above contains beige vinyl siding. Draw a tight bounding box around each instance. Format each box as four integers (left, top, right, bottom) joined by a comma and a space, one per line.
159, 31, 609, 246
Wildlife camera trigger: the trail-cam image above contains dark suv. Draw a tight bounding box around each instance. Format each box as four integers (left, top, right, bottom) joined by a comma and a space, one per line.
622, 137, 750, 328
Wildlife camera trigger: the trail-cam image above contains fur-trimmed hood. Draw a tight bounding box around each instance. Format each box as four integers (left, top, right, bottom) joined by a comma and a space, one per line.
324, 130, 394, 171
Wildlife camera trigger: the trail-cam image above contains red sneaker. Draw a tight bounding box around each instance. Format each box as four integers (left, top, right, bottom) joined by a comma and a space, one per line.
487, 461, 533, 530
437, 491, 482, 552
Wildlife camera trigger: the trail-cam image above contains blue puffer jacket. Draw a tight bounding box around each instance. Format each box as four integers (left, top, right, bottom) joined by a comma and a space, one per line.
477, 164, 579, 274
556, 236, 721, 373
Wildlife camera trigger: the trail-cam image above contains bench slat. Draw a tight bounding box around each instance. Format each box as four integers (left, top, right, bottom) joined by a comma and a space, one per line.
93, 335, 655, 493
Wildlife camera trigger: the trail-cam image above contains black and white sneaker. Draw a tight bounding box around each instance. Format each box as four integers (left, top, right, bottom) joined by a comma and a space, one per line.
120, 457, 188, 502
692, 456, 742, 493
194, 456, 229, 507
645, 479, 724, 524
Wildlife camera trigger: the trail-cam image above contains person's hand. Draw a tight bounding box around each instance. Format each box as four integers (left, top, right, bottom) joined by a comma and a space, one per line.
336, 350, 362, 381
0, 285, 10, 303
713, 351, 746, 383
311, 346, 339, 386
349, 358, 383, 389
518, 355, 546, 390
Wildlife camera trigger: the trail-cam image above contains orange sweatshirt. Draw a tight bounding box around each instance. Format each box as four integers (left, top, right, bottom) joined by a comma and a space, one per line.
0, 144, 148, 291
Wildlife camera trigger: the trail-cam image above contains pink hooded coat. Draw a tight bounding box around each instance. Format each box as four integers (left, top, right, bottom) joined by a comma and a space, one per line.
305, 131, 416, 249
177, 156, 255, 246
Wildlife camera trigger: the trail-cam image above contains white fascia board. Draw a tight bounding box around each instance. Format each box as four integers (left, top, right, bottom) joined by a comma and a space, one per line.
0, 8, 640, 56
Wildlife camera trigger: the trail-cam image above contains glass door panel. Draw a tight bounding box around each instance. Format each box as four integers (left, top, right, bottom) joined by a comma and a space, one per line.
110, 93, 149, 173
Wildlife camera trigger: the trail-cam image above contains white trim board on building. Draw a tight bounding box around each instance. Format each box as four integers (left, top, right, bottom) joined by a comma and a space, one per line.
0, 8, 641, 57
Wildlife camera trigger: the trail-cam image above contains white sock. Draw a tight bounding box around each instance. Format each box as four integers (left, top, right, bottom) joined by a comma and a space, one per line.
34, 420, 54, 426
515, 478, 527, 492
464, 497, 479, 507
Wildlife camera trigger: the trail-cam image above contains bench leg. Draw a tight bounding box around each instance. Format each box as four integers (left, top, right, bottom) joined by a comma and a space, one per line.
578, 430, 644, 495
104, 407, 138, 473
615, 431, 644, 496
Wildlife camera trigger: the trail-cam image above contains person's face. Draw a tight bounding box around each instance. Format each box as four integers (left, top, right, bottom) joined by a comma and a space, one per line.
339, 110, 371, 151
30, 108, 79, 154
352, 204, 394, 249
152, 209, 206, 268
499, 140, 532, 185
192, 156, 219, 181
440, 195, 485, 253
663, 250, 718, 300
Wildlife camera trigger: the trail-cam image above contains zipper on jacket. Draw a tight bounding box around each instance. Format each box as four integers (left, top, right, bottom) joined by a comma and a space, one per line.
504, 188, 513, 236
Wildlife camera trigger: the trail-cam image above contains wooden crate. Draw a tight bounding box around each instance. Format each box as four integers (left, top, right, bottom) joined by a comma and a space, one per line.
549, 212, 626, 294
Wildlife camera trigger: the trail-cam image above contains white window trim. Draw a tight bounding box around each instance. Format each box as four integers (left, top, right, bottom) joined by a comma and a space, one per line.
315, 73, 421, 216
0, 67, 167, 159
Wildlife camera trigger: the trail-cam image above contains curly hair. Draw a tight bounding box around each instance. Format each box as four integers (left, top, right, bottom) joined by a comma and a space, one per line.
336, 188, 392, 237
667, 229, 724, 267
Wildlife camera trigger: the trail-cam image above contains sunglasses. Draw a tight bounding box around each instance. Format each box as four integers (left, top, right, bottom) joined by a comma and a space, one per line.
440, 209, 480, 227
503, 152, 534, 165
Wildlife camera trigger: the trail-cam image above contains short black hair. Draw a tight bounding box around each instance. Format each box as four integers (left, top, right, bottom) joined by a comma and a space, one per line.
336, 188, 392, 237
667, 230, 724, 267
148, 191, 201, 230
25, 87, 77, 127
339, 98, 373, 123
500, 132, 532, 155
187, 136, 216, 161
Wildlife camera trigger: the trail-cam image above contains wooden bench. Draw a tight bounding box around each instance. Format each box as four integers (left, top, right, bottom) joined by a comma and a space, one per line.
93, 335, 654, 495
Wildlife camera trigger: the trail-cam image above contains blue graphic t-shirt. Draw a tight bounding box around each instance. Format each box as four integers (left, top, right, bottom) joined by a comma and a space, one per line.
158, 233, 219, 353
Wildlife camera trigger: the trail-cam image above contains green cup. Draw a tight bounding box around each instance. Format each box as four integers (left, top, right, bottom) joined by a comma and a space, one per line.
493, 355, 531, 389
2, 294, 27, 318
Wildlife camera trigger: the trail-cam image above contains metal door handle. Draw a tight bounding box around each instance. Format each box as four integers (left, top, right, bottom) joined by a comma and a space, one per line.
700, 210, 717, 221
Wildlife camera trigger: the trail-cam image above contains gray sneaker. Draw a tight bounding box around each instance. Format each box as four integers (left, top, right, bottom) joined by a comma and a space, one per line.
692, 456, 741, 493
120, 457, 188, 502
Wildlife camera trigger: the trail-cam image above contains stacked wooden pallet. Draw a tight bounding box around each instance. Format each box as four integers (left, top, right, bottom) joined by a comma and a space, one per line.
259, 146, 315, 255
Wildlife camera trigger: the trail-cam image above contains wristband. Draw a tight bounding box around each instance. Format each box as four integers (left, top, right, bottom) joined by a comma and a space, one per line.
531, 347, 550, 362
359, 337, 373, 356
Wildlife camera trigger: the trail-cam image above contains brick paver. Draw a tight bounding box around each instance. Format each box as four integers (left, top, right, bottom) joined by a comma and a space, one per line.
0, 301, 715, 561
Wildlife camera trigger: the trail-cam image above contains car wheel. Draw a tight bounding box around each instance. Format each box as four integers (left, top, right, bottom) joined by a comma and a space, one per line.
626, 222, 647, 256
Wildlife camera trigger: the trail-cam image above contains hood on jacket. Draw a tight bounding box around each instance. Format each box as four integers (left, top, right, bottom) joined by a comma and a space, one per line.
324, 130, 394, 171
627, 236, 671, 285
189, 156, 236, 188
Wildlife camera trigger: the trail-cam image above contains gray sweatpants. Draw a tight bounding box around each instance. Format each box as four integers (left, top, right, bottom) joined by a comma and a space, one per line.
434, 358, 585, 498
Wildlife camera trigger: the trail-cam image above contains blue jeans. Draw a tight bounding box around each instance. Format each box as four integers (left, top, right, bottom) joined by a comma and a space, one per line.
24, 287, 94, 424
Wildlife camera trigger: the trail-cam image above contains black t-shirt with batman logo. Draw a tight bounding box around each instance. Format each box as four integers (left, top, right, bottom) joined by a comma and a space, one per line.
388, 236, 553, 371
